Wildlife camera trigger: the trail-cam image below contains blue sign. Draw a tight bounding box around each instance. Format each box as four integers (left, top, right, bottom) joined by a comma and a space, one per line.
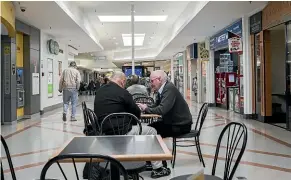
210, 19, 242, 50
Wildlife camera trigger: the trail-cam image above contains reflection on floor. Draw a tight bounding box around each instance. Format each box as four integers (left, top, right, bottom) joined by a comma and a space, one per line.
2, 96, 291, 180
271, 123, 287, 129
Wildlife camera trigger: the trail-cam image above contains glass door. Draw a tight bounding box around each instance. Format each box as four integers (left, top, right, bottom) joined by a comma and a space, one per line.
285, 22, 291, 130
255, 33, 262, 116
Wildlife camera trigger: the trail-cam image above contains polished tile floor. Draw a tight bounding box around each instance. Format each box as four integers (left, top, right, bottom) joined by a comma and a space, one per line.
2, 96, 291, 180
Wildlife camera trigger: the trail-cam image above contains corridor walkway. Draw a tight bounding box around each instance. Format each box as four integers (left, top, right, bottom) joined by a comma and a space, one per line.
2, 96, 291, 180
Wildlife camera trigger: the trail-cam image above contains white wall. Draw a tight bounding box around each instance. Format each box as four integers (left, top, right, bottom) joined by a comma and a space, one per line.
40, 31, 68, 110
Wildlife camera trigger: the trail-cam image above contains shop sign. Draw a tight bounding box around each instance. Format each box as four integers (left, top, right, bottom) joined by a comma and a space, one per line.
210, 19, 242, 50
250, 11, 262, 34
262, 2, 291, 30
228, 37, 242, 53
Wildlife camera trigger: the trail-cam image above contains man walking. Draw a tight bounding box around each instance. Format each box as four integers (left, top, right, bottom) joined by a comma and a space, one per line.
59, 61, 81, 122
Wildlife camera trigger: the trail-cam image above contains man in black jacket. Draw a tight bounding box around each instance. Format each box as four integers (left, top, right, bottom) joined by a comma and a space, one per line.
94, 71, 171, 178
138, 70, 192, 138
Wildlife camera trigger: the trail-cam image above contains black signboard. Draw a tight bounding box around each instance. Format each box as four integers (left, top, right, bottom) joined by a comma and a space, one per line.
250, 11, 262, 34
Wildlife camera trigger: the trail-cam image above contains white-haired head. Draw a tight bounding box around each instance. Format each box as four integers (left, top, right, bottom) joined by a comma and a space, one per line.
110, 71, 126, 88
150, 70, 168, 91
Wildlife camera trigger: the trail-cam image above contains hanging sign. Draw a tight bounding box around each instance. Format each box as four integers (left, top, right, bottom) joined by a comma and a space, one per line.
228, 37, 242, 53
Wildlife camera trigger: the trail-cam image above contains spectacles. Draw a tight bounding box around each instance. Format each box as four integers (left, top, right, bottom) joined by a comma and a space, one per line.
150, 77, 160, 83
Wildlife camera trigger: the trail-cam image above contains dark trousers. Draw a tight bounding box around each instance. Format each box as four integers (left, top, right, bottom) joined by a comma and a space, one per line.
148, 121, 192, 138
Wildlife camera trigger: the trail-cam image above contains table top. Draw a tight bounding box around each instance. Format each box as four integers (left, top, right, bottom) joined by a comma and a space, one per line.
140, 114, 161, 118
53, 135, 172, 162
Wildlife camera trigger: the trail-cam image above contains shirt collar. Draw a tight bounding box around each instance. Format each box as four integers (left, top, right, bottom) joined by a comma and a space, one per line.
158, 81, 166, 95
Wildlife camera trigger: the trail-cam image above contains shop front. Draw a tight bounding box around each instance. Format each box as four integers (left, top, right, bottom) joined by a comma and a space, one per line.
251, 2, 291, 130
210, 19, 244, 114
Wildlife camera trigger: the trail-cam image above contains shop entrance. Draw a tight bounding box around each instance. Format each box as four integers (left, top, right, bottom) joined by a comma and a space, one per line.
259, 22, 291, 129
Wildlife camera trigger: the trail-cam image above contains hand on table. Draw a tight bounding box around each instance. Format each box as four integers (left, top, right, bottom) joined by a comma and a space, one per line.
137, 103, 148, 111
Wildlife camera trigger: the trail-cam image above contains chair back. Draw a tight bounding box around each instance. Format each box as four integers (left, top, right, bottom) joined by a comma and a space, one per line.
132, 93, 147, 100
40, 154, 129, 180
1, 136, 17, 180
100, 113, 142, 135
86, 108, 100, 135
82, 101, 89, 135
134, 96, 155, 106
211, 122, 248, 180
194, 103, 208, 136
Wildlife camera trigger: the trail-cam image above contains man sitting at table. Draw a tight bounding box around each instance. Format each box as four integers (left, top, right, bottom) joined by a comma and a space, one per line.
94, 71, 171, 179
127, 74, 149, 97
137, 70, 193, 138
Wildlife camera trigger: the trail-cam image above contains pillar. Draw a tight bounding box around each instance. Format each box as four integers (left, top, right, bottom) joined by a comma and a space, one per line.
206, 38, 215, 105
242, 15, 253, 117
131, 4, 135, 75
171, 57, 174, 83
197, 59, 202, 103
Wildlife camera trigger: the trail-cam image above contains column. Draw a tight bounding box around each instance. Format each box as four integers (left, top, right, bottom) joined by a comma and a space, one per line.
206, 38, 215, 105
131, 4, 135, 75
242, 15, 252, 116
197, 59, 202, 103
183, 51, 187, 98
171, 57, 174, 83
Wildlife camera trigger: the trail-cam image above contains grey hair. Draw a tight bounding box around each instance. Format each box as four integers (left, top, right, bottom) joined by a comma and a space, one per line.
110, 71, 126, 80
152, 70, 168, 83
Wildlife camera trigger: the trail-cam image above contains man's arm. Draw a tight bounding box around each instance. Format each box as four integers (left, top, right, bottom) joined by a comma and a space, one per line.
124, 91, 141, 119
145, 87, 176, 115
76, 70, 81, 90
59, 71, 64, 92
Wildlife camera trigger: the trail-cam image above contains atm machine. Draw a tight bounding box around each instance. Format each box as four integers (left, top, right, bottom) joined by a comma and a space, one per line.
16, 68, 25, 116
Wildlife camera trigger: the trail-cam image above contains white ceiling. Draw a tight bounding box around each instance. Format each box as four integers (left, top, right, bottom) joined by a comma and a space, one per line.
14, 1, 102, 53
77, 1, 189, 52
12, 1, 268, 70
157, 1, 268, 59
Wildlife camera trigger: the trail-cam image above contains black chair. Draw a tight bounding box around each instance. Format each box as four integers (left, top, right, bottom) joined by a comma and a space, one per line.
82, 102, 89, 135
82, 102, 100, 136
100, 113, 142, 136
40, 154, 129, 180
100, 113, 146, 180
170, 122, 248, 180
1, 135, 17, 180
171, 103, 208, 169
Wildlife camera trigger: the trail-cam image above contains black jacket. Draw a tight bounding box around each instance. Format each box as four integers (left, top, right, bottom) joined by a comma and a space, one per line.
94, 82, 141, 134
145, 81, 192, 126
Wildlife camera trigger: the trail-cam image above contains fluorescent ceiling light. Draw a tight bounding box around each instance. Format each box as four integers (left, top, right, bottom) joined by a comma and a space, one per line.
122, 34, 145, 46
98, 16, 167, 22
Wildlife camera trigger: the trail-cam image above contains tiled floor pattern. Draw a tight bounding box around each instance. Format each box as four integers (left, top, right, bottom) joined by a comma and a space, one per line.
1, 96, 291, 180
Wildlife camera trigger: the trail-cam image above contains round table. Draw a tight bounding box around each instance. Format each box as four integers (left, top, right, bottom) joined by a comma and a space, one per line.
170, 174, 223, 180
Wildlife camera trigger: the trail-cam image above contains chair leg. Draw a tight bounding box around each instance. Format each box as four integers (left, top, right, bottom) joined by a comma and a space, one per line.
194, 137, 202, 162
132, 173, 139, 180
171, 138, 177, 169
196, 137, 205, 167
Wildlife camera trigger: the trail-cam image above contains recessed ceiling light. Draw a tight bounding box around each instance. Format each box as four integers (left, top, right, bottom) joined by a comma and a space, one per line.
98, 15, 168, 22
115, 42, 119, 45
122, 34, 145, 46
113, 37, 116, 40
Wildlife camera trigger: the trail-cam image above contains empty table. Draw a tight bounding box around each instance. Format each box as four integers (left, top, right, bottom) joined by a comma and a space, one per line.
52, 135, 172, 179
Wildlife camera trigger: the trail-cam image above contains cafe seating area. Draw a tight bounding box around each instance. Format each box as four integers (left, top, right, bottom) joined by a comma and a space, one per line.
2, 95, 291, 180
2, 92, 250, 180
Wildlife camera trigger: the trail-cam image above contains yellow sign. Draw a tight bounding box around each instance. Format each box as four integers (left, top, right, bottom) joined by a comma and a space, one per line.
4, 46, 10, 55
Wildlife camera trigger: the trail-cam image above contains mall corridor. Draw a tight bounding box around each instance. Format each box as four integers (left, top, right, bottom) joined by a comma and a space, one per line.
2, 1, 291, 180
2, 96, 291, 180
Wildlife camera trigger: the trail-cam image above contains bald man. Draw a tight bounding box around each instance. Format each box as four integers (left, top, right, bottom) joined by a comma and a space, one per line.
94, 71, 171, 178
138, 70, 193, 138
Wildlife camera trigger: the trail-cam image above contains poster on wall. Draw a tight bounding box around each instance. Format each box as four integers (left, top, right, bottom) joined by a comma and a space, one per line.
32, 73, 40, 95
228, 37, 242, 53
47, 58, 53, 98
